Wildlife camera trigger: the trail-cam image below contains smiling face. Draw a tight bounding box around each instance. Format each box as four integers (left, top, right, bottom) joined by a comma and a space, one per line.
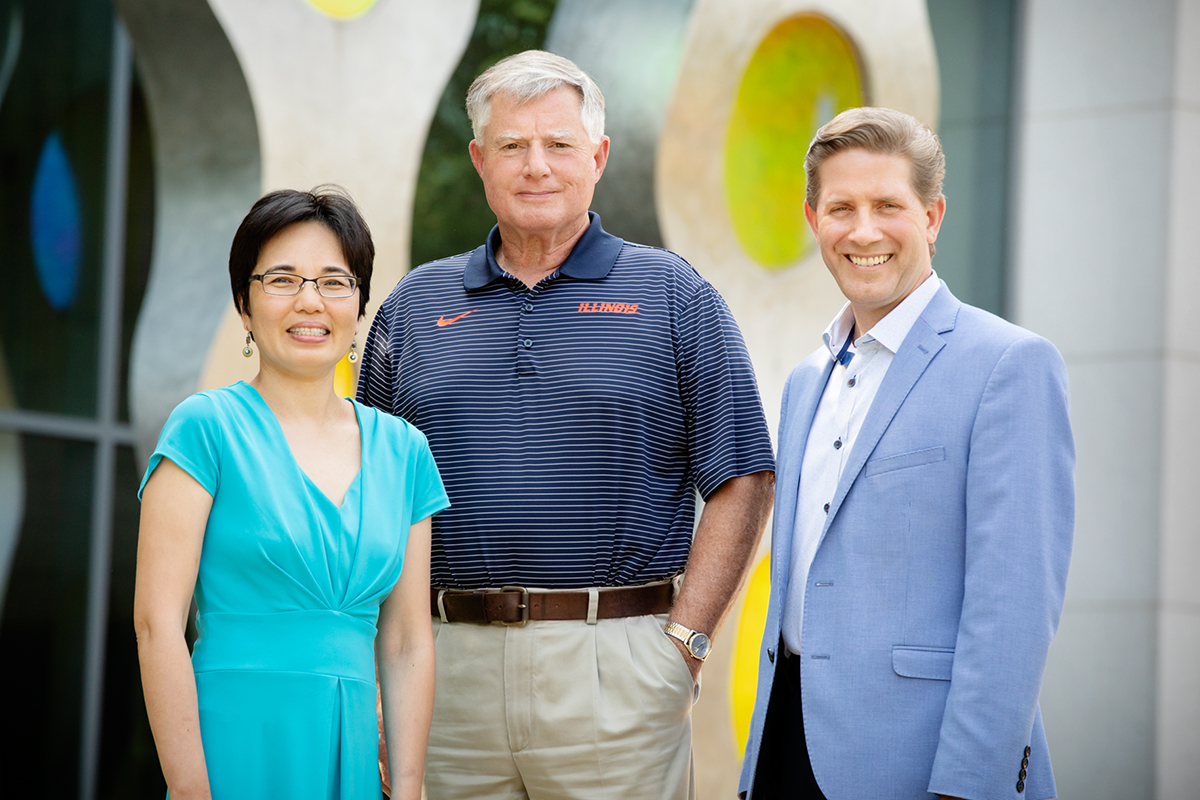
241, 220, 360, 380
804, 148, 946, 335
469, 86, 609, 245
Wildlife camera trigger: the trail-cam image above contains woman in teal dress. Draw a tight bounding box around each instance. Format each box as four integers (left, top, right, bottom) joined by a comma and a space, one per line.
134, 188, 448, 800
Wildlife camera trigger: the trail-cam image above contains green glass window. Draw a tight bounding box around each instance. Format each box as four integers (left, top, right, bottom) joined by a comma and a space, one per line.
0, 0, 158, 796
927, 0, 1017, 317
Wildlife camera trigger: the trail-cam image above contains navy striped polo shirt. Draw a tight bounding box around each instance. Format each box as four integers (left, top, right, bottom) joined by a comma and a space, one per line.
357, 214, 774, 589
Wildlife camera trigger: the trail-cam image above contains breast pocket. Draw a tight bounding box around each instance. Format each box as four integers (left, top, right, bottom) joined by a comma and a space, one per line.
863, 446, 945, 477
892, 645, 954, 681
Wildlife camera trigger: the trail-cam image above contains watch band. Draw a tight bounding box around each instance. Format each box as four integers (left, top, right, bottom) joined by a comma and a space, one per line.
663, 621, 711, 661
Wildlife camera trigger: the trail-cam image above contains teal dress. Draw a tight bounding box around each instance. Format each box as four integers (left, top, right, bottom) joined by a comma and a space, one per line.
140, 381, 449, 799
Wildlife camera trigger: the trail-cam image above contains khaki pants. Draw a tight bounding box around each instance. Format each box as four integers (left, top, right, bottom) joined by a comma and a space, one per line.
425, 612, 697, 800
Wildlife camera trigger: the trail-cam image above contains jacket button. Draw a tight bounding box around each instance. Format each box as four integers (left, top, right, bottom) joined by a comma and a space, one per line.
1025, 746, 1032, 757
1016, 779, 1025, 793
1019, 769, 1027, 780
1022, 757, 1029, 769
767, 647, 775, 663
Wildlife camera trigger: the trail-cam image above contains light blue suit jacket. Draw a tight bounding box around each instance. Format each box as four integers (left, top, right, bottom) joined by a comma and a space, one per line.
739, 284, 1074, 800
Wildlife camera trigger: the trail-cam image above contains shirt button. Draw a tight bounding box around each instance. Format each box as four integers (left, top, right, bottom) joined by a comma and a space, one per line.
823, 503, 830, 512
848, 377, 856, 387
524, 303, 533, 312
833, 438, 842, 450
523, 339, 532, 348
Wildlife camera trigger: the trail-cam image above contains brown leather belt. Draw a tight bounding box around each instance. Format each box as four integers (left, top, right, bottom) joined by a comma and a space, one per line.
431, 583, 675, 625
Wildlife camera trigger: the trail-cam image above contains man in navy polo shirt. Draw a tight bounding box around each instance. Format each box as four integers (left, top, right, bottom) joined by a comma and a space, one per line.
358, 50, 775, 800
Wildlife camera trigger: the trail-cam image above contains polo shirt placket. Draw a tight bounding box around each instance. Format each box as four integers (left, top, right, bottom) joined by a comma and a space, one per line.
516, 281, 541, 377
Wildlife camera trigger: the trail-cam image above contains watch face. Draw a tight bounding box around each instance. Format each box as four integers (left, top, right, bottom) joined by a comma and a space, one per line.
690, 632, 711, 659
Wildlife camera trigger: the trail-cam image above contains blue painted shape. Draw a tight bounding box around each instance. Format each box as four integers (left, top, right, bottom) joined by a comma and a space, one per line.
30, 131, 83, 311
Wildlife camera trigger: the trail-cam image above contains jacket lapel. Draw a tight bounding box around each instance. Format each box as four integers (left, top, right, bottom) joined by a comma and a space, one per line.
820, 285, 960, 537
772, 353, 836, 591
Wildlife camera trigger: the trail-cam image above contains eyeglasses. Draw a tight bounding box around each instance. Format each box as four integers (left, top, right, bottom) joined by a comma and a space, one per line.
249, 273, 359, 298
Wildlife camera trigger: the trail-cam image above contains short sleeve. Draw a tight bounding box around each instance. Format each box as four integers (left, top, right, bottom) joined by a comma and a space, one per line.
675, 284, 775, 499
406, 429, 450, 527
138, 393, 223, 500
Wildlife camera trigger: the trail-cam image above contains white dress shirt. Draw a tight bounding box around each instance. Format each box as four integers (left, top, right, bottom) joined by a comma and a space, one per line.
780, 272, 943, 656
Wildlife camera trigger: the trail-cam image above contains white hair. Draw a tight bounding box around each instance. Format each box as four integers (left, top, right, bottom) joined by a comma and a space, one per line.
466, 50, 605, 144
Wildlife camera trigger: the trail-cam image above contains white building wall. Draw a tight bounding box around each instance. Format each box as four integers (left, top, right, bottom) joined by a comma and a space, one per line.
1012, 0, 1200, 796
1157, 1, 1200, 796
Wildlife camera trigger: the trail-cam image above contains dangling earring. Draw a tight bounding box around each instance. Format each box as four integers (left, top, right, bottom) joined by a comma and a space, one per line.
348, 338, 359, 363
243, 332, 254, 358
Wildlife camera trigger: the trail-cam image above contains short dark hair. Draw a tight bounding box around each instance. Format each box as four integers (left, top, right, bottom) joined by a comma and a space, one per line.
229, 186, 374, 318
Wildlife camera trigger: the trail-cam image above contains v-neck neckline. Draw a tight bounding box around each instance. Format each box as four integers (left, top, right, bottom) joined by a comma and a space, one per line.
238, 381, 364, 509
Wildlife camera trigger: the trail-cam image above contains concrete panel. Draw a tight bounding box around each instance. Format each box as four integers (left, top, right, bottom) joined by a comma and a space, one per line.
1022, 0, 1174, 116
1160, 358, 1200, 608
1063, 357, 1162, 605
1156, 609, 1200, 799
1010, 110, 1170, 354
199, 0, 478, 392
1165, 109, 1200, 349
1158, 27, 1200, 796
1159, 108, 1200, 795
1174, 0, 1200, 106
1042, 607, 1156, 800
117, 0, 262, 461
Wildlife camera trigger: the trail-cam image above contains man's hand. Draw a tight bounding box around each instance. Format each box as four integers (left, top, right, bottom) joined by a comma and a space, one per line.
668, 635, 704, 683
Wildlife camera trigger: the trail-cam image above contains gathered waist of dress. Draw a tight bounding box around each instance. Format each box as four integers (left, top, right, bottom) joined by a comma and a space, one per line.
191, 610, 377, 683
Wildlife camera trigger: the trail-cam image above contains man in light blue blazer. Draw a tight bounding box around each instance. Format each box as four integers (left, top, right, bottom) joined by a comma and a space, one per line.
738, 107, 1074, 800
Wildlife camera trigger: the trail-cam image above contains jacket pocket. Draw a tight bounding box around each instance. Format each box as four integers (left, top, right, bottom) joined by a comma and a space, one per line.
892, 646, 954, 680
864, 446, 946, 477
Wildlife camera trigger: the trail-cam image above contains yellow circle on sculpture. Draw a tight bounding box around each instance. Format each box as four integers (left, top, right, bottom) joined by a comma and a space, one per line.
305, 0, 378, 19
725, 15, 866, 269
730, 554, 772, 756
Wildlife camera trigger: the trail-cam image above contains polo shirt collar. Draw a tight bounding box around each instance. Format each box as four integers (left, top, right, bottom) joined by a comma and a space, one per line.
463, 211, 624, 290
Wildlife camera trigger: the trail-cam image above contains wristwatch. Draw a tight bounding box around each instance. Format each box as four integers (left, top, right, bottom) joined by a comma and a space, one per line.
663, 621, 711, 661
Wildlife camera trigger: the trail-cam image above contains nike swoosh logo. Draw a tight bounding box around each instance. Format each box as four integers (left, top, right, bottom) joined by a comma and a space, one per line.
436, 309, 477, 327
